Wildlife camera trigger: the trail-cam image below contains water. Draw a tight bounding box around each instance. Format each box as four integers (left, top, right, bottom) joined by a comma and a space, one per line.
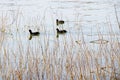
0, 0, 120, 79
0, 0, 120, 57
0, 0, 119, 47
0, 0, 120, 58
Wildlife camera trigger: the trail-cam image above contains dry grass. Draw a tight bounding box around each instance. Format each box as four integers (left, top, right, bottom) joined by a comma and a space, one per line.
0, 11, 120, 80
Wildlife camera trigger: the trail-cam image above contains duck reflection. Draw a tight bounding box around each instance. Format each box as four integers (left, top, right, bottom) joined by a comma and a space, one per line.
56, 33, 59, 38
29, 35, 32, 40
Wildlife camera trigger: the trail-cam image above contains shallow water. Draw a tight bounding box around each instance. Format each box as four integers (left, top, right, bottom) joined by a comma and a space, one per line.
0, 0, 120, 54
0, 0, 119, 48
0, 0, 120, 79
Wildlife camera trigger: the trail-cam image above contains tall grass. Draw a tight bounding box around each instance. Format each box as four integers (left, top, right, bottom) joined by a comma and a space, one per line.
0, 11, 120, 80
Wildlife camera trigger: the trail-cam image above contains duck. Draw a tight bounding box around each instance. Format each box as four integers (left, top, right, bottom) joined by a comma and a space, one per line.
56, 19, 64, 26
56, 28, 67, 34
29, 29, 40, 36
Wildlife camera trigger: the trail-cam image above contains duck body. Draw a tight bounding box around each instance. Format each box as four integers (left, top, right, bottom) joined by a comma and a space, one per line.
56, 28, 67, 34
29, 29, 40, 36
56, 19, 64, 25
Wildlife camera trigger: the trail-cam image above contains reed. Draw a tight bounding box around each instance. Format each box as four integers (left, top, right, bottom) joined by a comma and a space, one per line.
0, 11, 120, 80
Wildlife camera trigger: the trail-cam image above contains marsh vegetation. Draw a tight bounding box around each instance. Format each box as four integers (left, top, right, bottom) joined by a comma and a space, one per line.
0, 0, 120, 80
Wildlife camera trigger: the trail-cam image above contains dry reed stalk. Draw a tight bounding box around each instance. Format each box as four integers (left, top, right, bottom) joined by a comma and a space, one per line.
114, 4, 120, 29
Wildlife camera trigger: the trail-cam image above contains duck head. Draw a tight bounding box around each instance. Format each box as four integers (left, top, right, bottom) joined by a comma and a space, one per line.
29, 29, 32, 34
